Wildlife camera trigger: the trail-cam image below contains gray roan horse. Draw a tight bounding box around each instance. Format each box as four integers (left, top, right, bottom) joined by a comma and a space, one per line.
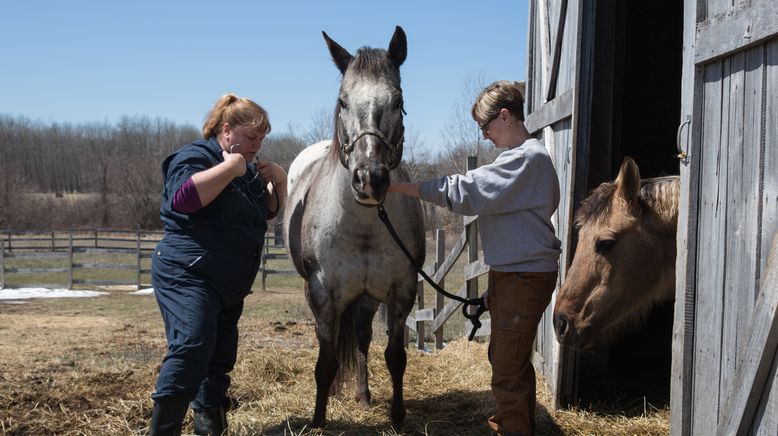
283, 26, 424, 429
553, 157, 679, 349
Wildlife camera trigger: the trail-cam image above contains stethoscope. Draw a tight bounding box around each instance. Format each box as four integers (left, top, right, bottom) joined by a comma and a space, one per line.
229, 143, 279, 215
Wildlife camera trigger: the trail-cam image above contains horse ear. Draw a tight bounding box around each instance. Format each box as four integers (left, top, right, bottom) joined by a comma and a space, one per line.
615, 156, 641, 207
322, 31, 353, 75
387, 26, 407, 68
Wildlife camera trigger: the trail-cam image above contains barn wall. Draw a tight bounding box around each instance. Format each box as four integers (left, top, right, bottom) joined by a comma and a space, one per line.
526, 0, 582, 406
687, 36, 778, 435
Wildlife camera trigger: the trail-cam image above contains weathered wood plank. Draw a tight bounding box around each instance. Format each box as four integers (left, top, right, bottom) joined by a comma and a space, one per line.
463, 259, 490, 282
545, 0, 568, 101
3, 252, 69, 259
692, 59, 728, 435
695, 0, 778, 64
71, 279, 135, 286
2, 283, 67, 289
415, 308, 435, 322
761, 40, 778, 293
430, 283, 468, 333
72, 247, 135, 254
671, 0, 703, 432
721, 50, 748, 409
5, 267, 69, 274
753, 38, 778, 435
429, 230, 466, 285
435, 229, 446, 350
716, 234, 778, 436
72, 263, 136, 270
753, 365, 778, 435
525, 89, 574, 134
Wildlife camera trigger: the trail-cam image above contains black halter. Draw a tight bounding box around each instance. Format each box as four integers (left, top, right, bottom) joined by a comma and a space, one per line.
337, 126, 404, 169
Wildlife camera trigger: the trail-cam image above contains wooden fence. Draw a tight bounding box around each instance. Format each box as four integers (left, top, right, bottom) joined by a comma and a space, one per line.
0, 228, 295, 290
402, 156, 492, 350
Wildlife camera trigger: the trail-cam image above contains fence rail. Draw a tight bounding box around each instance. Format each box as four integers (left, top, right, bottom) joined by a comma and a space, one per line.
401, 156, 492, 350
0, 228, 294, 290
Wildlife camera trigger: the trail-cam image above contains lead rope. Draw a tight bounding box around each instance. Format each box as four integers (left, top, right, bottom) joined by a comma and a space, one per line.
377, 205, 487, 340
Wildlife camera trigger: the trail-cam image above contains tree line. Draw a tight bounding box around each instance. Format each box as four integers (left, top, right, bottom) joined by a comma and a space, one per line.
0, 94, 498, 232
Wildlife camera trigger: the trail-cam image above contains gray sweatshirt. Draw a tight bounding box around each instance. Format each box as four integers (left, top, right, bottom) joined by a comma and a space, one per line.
419, 138, 561, 272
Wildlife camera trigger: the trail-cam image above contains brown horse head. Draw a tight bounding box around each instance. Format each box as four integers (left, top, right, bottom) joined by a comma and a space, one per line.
553, 157, 679, 350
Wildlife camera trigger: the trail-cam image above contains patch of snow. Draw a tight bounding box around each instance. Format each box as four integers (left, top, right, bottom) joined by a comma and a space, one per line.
0, 288, 109, 300
130, 288, 155, 295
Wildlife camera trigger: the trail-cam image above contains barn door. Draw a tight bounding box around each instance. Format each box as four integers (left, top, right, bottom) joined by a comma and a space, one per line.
673, 0, 778, 435
525, 0, 590, 407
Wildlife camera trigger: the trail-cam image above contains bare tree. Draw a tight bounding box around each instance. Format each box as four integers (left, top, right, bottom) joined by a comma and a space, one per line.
261, 132, 307, 172
438, 74, 501, 175
305, 106, 334, 145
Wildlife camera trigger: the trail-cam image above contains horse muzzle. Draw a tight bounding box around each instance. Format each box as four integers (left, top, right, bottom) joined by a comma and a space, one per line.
553, 312, 593, 350
351, 165, 389, 206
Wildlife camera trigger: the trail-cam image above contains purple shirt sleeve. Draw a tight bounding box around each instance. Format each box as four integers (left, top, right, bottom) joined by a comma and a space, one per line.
172, 177, 203, 214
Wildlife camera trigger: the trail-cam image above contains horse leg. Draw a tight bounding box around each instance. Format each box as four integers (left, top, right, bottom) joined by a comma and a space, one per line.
384, 290, 415, 429
354, 296, 380, 410
310, 295, 339, 428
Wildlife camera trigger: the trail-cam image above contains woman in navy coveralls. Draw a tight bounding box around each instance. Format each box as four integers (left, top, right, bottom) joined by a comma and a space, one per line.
148, 94, 287, 435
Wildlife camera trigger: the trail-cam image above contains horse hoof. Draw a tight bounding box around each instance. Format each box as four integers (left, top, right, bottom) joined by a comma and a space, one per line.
358, 398, 371, 411
310, 417, 326, 429
354, 391, 372, 410
390, 409, 406, 432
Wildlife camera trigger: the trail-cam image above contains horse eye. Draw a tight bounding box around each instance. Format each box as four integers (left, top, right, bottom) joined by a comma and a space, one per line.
595, 239, 617, 254
338, 98, 348, 110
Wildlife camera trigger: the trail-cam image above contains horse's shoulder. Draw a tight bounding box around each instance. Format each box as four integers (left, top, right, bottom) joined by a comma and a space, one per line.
288, 140, 332, 190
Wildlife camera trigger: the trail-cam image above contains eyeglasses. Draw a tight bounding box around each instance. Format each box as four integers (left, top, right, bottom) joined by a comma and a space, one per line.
478, 115, 498, 135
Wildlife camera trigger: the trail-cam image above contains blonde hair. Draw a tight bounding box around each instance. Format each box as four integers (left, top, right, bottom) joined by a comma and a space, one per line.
471, 80, 525, 123
202, 94, 271, 139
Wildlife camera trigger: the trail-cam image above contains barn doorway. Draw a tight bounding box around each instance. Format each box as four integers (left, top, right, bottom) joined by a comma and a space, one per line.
576, 0, 683, 410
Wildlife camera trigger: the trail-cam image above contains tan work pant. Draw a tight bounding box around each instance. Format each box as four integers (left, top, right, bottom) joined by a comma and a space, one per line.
487, 270, 557, 436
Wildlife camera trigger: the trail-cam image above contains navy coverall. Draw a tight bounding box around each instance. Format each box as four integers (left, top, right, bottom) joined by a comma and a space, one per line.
151, 137, 268, 411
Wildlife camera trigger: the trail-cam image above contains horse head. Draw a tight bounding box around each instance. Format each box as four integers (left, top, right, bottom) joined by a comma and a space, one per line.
323, 26, 406, 206
553, 157, 678, 350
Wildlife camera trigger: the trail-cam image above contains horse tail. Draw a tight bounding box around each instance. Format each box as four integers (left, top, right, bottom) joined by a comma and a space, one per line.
333, 300, 359, 393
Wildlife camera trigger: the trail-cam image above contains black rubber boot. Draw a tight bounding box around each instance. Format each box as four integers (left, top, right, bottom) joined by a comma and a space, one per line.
149, 395, 189, 436
193, 405, 227, 436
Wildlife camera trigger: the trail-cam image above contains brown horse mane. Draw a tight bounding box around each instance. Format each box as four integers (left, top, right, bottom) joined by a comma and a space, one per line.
575, 176, 680, 233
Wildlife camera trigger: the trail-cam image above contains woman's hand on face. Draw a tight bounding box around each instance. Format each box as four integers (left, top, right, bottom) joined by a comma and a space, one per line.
222, 150, 247, 178
258, 161, 288, 185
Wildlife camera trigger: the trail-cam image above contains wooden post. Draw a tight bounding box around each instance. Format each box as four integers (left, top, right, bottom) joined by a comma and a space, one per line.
435, 228, 446, 350
51, 231, 55, 251
416, 280, 425, 350
466, 156, 479, 313
0, 231, 5, 289
136, 228, 142, 290
261, 234, 269, 292
68, 233, 74, 290
94, 229, 98, 248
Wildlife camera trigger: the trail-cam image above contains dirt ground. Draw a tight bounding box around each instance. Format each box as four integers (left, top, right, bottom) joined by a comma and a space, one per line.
0, 289, 669, 435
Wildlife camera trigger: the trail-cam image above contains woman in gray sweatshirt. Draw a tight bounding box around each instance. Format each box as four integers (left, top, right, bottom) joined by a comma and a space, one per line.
389, 80, 561, 436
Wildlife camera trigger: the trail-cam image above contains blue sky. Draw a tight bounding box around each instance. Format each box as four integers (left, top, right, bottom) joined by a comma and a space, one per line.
0, 1, 528, 152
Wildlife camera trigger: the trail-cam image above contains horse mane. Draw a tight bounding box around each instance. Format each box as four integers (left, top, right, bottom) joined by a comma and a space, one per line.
350, 47, 400, 79
575, 176, 680, 232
